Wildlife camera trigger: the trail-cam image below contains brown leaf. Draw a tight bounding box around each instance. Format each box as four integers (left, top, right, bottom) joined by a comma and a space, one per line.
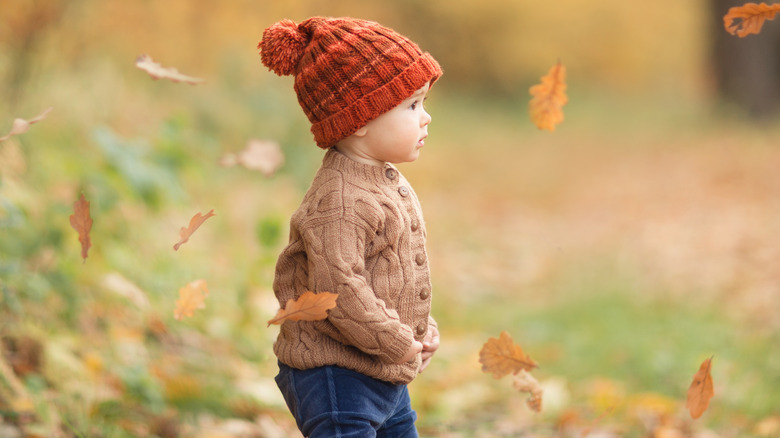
479, 331, 538, 379
220, 139, 285, 176
724, 2, 780, 37
135, 54, 205, 84
0, 107, 53, 142
173, 210, 215, 251
687, 356, 714, 419
69, 193, 93, 262
529, 62, 568, 132
267, 291, 338, 326
512, 369, 544, 412
174, 279, 209, 320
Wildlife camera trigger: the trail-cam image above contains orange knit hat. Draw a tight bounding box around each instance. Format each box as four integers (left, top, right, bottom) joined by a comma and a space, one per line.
259, 17, 443, 149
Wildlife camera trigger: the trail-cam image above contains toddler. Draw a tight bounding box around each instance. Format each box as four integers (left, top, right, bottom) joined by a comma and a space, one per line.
259, 16, 442, 437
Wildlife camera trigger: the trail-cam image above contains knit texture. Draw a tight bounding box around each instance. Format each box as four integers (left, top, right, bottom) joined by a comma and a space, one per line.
272, 149, 436, 384
259, 17, 443, 149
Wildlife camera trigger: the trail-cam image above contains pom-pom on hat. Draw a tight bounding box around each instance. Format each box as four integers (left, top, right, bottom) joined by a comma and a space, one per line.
259, 17, 443, 149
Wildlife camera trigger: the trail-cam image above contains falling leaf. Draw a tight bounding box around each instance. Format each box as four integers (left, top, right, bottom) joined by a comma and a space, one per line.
479, 331, 538, 379
174, 279, 209, 320
724, 2, 780, 37
135, 54, 205, 84
173, 210, 215, 251
686, 356, 714, 419
513, 369, 544, 412
529, 61, 568, 131
220, 139, 285, 176
69, 193, 93, 262
267, 291, 338, 326
0, 107, 53, 143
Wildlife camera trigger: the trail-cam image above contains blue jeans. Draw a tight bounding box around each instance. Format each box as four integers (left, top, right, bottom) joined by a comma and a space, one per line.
275, 362, 418, 438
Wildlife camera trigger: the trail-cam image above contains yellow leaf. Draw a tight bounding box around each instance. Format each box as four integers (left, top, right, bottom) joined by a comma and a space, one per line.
10, 396, 34, 414
135, 54, 205, 84
173, 210, 215, 251
529, 62, 568, 132
0, 107, 53, 143
69, 193, 93, 262
267, 291, 338, 326
686, 356, 714, 419
724, 2, 780, 37
479, 331, 538, 379
174, 279, 209, 320
754, 416, 780, 437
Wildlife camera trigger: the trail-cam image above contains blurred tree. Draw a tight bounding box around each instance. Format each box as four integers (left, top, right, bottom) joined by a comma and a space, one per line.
710, 0, 780, 119
0, 0, 68, 109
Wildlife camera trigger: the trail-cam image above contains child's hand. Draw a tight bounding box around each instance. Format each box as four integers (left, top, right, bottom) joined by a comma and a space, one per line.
398, 339, 423, 364
419, 325, 440, 373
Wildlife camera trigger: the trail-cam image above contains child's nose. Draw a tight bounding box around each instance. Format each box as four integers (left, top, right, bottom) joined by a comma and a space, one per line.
421, 109, 432, 127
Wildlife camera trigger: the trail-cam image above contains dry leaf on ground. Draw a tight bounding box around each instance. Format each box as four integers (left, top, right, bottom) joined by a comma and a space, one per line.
529, 61, 567, 131
0, 107, 53, 142
724, 2, 780, 37
267, 291, 338, 326
135, 54, 205, 84
479, 331, 538, 379
173, 210, 215, 251
69, 193, 93, 262
687, 356, 714, 419
513, 369, 544, 412
174, 279, 209, 320
220, 139, 285, 176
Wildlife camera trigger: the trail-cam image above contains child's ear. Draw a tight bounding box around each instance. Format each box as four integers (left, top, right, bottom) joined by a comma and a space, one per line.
353, 126, 368, 137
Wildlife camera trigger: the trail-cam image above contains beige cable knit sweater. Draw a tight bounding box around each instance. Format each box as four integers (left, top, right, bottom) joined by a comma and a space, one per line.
272, 148, 436, 384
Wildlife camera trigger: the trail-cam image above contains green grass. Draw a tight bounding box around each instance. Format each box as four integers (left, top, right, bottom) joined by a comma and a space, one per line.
415, 254, 780, 435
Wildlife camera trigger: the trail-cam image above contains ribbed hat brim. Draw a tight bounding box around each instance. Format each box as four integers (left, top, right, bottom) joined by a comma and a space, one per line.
310, 52, 442, 149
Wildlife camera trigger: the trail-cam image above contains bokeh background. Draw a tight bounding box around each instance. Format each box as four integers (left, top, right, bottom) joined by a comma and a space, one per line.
1, 1, 779, 437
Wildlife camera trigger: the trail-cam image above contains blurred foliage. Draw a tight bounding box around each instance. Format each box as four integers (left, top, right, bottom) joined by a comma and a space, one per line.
1, 0, 779, 437
0, 0, 710, 108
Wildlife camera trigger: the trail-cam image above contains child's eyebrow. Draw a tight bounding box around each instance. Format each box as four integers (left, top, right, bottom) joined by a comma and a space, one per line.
409, 90, 427, 99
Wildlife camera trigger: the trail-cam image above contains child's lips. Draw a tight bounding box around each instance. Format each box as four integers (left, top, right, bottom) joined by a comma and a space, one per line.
418, 135, 428, 147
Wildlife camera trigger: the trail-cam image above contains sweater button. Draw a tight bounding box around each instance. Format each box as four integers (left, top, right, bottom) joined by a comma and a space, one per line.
385, 168, 396, 180
419, 289, 430, 300
411, 220, 419, 232
398, 186, 409, 197
415, 253, 425, 265
416, 322, 427, 336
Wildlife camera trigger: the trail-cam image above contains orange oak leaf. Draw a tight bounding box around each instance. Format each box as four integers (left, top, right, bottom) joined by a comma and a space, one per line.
529, 62, 568, 132
267, 291, 338, 326
135, 54, 205, 84
724, 2, 780, 37
173, 210, 215, 251
69, 193, 93, 262
513, 369, 544, 412
174, 279, 209, 320
687, 356, 715, 419
219, 139, 285, 177
479, 331, 538, 379
0, 107, 53, 143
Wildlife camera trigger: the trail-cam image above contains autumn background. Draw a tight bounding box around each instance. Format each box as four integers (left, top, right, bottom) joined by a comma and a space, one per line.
2, 0, 780, 437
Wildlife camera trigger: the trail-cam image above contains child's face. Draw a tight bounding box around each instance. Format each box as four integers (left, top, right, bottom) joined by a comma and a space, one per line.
355, 82, 432, 165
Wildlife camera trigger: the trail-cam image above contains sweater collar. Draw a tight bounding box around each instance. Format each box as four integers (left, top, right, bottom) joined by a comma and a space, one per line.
322, 148, 399, 186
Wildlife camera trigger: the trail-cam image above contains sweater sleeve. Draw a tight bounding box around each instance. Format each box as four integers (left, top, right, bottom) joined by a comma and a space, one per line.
301, 217, 415, 365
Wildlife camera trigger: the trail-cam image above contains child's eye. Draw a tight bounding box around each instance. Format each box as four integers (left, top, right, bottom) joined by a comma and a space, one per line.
410, 97, 428, 110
